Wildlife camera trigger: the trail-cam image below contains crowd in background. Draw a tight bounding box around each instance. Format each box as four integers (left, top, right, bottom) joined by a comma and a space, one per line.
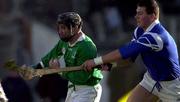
0, 0, 180, 102
22, 0, 180, 48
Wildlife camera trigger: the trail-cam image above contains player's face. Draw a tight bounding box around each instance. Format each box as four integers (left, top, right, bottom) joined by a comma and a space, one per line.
135, 6, 153, 30
57, 24, 74, 42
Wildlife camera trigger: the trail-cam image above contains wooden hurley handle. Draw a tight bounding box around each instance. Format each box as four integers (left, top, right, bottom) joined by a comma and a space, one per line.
4, 59, 84, 79
4, 59, 115, 80
34, 66, 83, 77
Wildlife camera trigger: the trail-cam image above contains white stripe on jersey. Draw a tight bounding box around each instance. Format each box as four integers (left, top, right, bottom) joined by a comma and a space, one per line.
40, 61, 45, 68
134, 27, 139, 39
137, 32, 163, 51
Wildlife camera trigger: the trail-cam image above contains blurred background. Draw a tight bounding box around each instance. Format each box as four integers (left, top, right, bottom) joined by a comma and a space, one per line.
0, 0, 180, 102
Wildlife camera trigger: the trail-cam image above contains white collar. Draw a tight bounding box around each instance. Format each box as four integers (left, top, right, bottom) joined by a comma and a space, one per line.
145, 19, 159, 32
68, 33, 85, 47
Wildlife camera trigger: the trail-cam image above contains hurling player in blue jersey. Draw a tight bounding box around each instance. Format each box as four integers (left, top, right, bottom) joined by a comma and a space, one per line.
83, 0, 180, 101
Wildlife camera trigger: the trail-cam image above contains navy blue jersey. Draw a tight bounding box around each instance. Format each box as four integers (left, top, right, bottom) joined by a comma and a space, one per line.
119, 20, 180, 81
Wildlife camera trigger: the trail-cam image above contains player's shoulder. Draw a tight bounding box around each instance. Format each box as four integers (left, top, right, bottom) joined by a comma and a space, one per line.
78, 35, 96, 50
138, 32, 163, 51
142, 32, 162, 42
79, 34, 95, 46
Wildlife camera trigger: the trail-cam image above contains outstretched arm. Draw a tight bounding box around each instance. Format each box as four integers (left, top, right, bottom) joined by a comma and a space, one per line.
83, 49, 129, 71
101, 49, 121, 64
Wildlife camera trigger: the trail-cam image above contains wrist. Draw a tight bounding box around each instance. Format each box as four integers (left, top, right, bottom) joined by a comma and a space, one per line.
93, 56, 103, 65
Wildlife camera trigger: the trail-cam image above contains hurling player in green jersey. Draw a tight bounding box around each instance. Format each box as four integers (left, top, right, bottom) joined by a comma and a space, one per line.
32, 12, 105, 102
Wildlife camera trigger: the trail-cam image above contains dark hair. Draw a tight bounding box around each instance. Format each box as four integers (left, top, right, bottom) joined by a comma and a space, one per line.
137, 0, 159, 17
57, 12, 83, 29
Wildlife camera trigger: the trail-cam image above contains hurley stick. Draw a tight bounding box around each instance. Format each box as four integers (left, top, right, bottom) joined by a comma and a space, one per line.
4, 59, 83, 80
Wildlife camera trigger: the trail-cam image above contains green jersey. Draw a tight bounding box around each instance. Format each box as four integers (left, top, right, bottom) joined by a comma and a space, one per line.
40, 34, 103, 85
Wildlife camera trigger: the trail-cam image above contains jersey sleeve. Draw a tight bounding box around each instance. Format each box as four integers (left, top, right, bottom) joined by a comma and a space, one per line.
119, 32, 163, 59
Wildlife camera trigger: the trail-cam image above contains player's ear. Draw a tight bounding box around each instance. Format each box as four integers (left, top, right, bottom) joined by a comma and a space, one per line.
151, 13, 156, 20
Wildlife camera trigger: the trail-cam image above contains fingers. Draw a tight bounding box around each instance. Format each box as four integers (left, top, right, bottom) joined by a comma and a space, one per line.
49, 59, 60, 69
100, 64, 111, 71
82, 62, 89, 72
82, 60, 95, 72
100, 64, 108, 71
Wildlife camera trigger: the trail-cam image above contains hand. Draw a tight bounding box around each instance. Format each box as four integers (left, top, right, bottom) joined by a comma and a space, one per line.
82, 59, 96, 72
49, 59, 60, 69
100, 63, 113, 71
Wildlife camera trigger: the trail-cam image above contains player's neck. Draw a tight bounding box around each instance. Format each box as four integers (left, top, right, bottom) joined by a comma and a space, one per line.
69, 31, 82, 45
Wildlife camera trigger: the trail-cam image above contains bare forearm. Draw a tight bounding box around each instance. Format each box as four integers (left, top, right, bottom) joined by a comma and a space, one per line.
101, 49, 121, 64
94, 49, 133, 66
84, 49, 129, 71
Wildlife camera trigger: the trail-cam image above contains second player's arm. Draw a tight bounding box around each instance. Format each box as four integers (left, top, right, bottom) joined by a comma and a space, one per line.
83, 49, 133, 71
101, 49, 133, 68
